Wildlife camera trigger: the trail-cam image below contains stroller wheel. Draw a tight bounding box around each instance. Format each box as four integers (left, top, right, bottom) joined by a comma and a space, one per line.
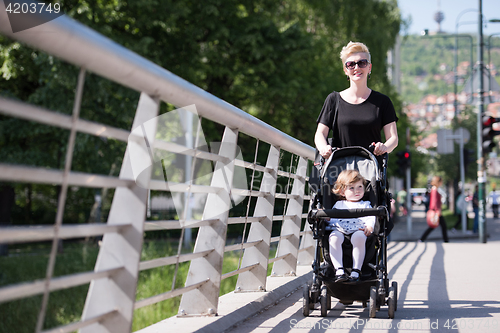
320, 285, 328, 317
302, 284, 310, 317
387, 286, 395, 319
377, 293, 384, 310
369, 286, 377, 318
392, 281, 398, 311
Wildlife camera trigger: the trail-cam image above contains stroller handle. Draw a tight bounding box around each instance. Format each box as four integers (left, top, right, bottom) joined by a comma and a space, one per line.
312, 206, 387, 219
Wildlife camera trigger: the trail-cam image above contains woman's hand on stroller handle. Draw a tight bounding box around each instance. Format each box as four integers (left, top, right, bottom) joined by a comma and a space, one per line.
370, 142, 389, 156
319, 144, 333, 159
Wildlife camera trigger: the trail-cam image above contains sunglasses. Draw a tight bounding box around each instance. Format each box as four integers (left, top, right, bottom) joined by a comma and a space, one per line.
345, 59, 370, 70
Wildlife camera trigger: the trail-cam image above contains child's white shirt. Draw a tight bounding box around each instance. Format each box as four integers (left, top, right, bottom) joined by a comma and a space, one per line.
328, 200, 376, 234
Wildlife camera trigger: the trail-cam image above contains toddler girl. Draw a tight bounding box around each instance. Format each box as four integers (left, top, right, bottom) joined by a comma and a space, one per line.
328, 169, 375, 282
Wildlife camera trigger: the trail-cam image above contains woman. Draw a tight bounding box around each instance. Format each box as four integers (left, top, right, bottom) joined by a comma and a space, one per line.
315, 41, 398, 158
315, 41, 399, 281
420, 176, 449, 243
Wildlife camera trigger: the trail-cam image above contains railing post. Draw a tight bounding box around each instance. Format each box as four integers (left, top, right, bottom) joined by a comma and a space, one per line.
234, 145, 280, 292
178, 127, 239, 316
297, 223, 315, 266
298, 161, 315, 266
80, 93, 159, 333
272, 156, 307, 276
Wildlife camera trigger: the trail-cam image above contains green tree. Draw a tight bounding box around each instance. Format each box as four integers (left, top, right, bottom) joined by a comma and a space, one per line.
1, 0, 404, 229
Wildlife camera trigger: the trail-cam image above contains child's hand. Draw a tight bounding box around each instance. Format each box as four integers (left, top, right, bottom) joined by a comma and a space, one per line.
360, 226, 374, 236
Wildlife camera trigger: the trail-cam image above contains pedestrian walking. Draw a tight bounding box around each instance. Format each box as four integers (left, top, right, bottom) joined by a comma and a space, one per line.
451, 189, 467, 231
420, 176, 449, 243
473, 185, 479, 233
488, 183, 499, 219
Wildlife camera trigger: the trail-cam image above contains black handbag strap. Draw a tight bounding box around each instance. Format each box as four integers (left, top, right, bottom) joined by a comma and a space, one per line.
311, 91, 340, 182
330, 91, 339, 143
316, 91, 340, 165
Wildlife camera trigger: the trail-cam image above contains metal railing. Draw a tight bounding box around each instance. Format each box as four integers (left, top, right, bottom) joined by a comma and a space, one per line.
0, 6, 315, 333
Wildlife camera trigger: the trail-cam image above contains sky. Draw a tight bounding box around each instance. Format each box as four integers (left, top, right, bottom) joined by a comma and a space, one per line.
398, 0, 500, 36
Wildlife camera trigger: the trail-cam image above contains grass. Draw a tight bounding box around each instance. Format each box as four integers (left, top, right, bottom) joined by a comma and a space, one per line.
0, 240, 276, 333
0, 242, 100, 333
441, 209, 474, 230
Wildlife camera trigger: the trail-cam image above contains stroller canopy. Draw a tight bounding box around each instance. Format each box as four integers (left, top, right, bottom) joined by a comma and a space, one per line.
322, 146, 381, 187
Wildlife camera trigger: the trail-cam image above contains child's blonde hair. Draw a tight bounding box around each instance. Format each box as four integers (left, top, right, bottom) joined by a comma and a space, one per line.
333, 169, 366, 199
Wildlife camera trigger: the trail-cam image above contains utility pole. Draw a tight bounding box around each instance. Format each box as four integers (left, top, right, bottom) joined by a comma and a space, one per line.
477, 0, 487, 243
406, 128, 412, 235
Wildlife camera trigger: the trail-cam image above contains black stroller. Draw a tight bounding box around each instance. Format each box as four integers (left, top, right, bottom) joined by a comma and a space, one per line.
304, 146, 398, 318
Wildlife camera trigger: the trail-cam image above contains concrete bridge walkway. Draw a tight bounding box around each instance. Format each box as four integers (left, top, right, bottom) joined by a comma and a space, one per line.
146, 206, 500, 333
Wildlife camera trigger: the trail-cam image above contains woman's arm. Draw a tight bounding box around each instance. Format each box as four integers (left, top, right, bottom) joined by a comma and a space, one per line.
383, 121, 398, 153
371, 121, 398, 155
315, 123, 332, 158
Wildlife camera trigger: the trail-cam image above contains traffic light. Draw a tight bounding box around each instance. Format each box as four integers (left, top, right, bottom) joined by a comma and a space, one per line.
403, 150, 411, 167
463, 148, 475, 173
482, 116, 500, 154
395, 150, 411, 177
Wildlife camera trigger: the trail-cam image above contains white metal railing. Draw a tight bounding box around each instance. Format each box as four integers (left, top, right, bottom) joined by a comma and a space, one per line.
0, 6, 315, 333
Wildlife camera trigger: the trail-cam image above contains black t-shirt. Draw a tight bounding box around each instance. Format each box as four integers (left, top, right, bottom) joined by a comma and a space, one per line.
316, 90, 398, 149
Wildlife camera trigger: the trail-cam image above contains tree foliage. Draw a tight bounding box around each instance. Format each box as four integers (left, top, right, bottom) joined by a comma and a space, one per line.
0, 0, 403, 226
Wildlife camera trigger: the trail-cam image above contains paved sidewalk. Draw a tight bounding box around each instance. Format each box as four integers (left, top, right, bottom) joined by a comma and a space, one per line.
389, 205, 494, 242
141, 206, 500, 333
223, 207, 500, 333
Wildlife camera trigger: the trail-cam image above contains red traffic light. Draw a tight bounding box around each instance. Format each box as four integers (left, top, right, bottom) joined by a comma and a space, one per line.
404, 151, 410, 159
483, 116, 500, 154
483, 116, 500, 127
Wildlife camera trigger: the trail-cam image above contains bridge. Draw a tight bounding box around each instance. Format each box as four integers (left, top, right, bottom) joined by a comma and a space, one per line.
0, 6, 314, 333
143, 208, 500, 333
1, 7, 500, 333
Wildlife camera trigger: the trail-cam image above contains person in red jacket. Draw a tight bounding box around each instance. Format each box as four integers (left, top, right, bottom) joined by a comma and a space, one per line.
420, 176, 449, 242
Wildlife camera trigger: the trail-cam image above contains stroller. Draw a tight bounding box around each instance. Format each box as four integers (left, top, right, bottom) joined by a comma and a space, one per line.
304, 146, 398, 318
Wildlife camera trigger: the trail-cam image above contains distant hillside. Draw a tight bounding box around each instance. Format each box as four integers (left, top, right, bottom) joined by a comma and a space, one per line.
399, 34, 500, 105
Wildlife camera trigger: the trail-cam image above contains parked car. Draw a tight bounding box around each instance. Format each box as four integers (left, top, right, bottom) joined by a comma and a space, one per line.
411, 187, 447, 206
410, 188, 427, 206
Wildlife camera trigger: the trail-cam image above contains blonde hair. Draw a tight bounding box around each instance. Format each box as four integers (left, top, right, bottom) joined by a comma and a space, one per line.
430, 176, 442, 187
340, 41, 371, 64
333, 169, 366, 199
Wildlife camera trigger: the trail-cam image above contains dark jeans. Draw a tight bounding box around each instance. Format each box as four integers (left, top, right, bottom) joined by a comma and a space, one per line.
473, 207, 479, 233
420, 215, 449, 242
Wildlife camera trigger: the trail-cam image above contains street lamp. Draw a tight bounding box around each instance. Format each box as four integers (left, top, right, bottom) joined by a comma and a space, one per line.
453, 12, 500, 109
455, 10, 477, 115
420, 30, 473, 116
420, 30, 473, 234
485, 16, 500, 102
477, 0, 486, 244
423, 2, 499, 243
